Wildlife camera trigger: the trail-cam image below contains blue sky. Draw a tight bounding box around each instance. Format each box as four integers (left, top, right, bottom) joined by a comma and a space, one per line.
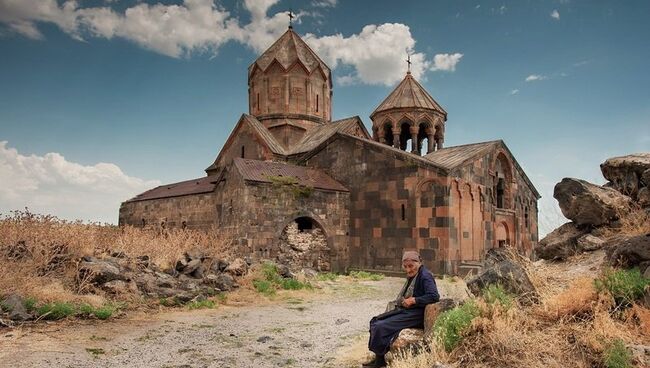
0, 0, 648, 234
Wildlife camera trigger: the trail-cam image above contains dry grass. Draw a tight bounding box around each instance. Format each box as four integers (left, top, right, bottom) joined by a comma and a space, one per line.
0, 210, 232, 305
392, 249, 648, 368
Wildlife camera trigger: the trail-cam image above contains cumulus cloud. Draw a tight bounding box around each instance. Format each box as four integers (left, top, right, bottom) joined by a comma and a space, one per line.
304, 23, 434, 85
0, 0, 463, 86
550, 9, 560, 20
430, 53, 463, 72
525, 74, 547, 82
0, 141, 159, 223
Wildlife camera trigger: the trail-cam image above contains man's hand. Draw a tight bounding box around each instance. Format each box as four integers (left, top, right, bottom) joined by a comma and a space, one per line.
401, 297, 416, 308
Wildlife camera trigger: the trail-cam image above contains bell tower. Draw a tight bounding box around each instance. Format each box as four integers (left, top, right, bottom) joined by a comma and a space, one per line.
247, 27, 332, 149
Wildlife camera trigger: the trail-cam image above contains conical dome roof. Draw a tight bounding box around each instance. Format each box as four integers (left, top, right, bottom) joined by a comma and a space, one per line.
248, 28, 331, 80
370, 72, 446, 119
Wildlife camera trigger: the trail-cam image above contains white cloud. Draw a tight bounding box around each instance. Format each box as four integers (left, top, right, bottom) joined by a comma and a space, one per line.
525, 74, 547, 82
550, 9, 560, 20
0, 141, 159, 223
312, 0, 337, 8
510, 89, 519, 95
304, 23, 433, 85
336, 74, 357, 86
0, 0, 463, 86
430, 53, 463, 72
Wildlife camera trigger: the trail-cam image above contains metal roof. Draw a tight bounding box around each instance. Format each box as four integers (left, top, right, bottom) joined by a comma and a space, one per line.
233, 158, 348, 192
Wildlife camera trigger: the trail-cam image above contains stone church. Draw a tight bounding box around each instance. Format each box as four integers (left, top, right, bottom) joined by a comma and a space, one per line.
119, 27, 540, 275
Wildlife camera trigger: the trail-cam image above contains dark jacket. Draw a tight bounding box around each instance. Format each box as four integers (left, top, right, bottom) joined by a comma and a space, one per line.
412, 265, 440, 308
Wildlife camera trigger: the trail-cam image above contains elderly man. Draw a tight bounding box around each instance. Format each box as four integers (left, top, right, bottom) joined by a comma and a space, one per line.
363, 250, 440, 368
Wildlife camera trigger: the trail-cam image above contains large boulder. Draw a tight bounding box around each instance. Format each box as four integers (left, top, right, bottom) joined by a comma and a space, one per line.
576, 234, 606, 252
600, 153, 650, 199
537, 222, 589, 260
78, 257, 126, 284
639, 187, 650, 207
225, 258, 248, 276
467, 248, 538, 304
554, 178, 632, 226
606, 233, 650, 268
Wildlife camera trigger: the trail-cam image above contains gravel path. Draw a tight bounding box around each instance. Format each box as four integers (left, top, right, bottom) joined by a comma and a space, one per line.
0, 277, 406, 368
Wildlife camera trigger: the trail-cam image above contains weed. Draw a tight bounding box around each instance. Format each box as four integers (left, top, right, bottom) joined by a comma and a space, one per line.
92, 306, 115, 320
85, 348, 105, 357
23, 297, 37, 312
349, 270, 384, 281
36, 302, 76, 320
267, 175, 313, 199
433, 301, 481, 352
253, 279, 275, 296
316, 272, 338, 281
603, 339, 633, 368
187, 300, 217, 310
482, 284, 514, 309
594, 268, 649, 307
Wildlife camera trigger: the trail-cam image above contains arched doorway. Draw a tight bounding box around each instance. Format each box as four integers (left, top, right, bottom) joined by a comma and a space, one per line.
495, 222, 510, 248
278, 216, 330, 271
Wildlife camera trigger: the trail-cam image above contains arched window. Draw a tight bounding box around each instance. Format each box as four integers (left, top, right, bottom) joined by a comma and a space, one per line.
383, 122, 393, 146
316, 94, 319, 112
399, 122, 411, 151
494, 153, 513, 209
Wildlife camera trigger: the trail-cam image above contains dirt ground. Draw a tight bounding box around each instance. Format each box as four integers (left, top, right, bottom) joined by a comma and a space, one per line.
0, 276, 468, 368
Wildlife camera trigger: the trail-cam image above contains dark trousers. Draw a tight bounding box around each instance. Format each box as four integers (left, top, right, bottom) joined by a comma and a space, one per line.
368, 308, 424, 356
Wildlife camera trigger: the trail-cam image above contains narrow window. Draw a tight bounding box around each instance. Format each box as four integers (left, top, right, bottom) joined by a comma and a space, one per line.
141, 218, 146, 228
182, 221, 187, 230
316, 94, 319, 112
525, 206, 529, 229
257, 92, 260, 110
401, 204, 406, 221
241, 145, 245, 158
496, 178, 505, 209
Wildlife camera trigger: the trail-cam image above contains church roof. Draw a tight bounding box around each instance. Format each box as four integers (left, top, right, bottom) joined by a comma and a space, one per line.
249, 28, 330, 77
289, 116, 368, 155
370, 73, 447, 119
424, 141, 500, 169
124, 177, 216, 203
233, 158, 348, 192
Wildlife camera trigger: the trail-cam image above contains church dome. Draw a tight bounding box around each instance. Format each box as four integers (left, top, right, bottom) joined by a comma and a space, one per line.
370, 72, 447, 154
247, 28, 332, 132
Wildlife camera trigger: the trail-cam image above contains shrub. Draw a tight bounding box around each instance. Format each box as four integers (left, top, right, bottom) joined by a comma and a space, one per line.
594, 268, 649, 307
92, 306, 115, 320
349, 270, 384, 281
482, 284, 514, 309
187, 300, 217, 310
36, 302, 76, 320
280, 278, 311, 290
603, 339, 633, 368
433, 301, 481, 352
23, 297, 38, 312
253, 279, 275, 296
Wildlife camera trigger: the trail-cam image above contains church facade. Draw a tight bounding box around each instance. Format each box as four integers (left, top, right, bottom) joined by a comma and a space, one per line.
119, 28, 540, 275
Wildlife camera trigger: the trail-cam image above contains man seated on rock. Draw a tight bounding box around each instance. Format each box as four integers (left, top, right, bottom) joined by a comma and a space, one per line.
363, 250, 440, 368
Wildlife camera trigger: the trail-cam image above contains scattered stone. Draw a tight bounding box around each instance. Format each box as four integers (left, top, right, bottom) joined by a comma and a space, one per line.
225, 258, 248, 276
537, 222, 589, 260
205, 273, 236, 291
276, 264, 293, 278
182, 259, 202, 275
600, 153, 650, 198
606, 233, 650, 268
300, 342, 312, 348
103, 280, 139, 295
467, 248, 538, 304
576, 234, 606, 252
175, 258, 188, 272
335, 318, 349, 325
639, 187, 650, 207
301, 268, 318, 279
78, 258, 125, 284
643, 169, 650, 187
212, 259, 229, 273
257, 336, 272, 343
1, 294, 32, 321
184, 249, 205, 261
554, 178, 632, 226
627, 344, 650, 367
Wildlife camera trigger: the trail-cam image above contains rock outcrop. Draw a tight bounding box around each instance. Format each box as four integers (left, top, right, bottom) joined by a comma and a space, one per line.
554, 178, 632, 226
606, 233, 650, 269
537, 222, 589, 260
600, 153, 650, 199
467, 248, 538, 304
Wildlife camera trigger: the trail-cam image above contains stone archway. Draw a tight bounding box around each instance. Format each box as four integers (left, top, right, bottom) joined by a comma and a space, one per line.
277, 216, 330, 271
495, 222, 510, 248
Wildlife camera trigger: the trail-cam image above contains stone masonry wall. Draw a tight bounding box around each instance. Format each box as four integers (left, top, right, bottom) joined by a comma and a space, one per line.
119, 193, 217, 231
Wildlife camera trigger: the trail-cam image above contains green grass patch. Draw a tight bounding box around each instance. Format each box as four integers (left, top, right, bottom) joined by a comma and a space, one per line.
594, 268, 649, 307
349, 270, 384, 281
316, 272, 339, 281
253, 261, 312, 295
433, 301, 481, 352
603, 339, 633, 368
253, 279, 276, 296
23, 297, 37, 312
187, 300, 217, 310
36, 302, 76, 320
482, 284, 514, 310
